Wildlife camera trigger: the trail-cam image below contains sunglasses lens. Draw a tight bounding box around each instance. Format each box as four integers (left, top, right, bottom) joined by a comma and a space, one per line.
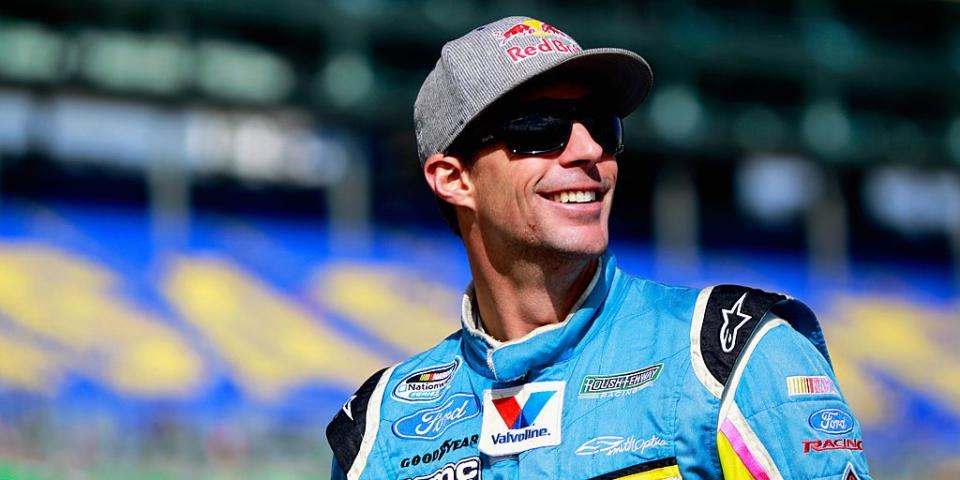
501, 113, 572, 155
489, 103, 625, 156
583, 115, 624, 155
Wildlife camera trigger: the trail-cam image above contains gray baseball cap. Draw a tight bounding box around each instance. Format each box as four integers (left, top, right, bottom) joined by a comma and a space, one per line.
414, 16, 653, 164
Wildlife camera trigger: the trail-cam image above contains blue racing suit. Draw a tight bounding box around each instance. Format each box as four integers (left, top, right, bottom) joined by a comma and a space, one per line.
327, 253, 871, 479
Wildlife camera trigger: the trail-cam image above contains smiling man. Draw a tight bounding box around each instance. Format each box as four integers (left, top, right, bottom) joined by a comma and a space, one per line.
326, 16, 871, 480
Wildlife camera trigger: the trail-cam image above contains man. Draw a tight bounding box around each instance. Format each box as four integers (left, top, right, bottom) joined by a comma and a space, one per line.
327, 16, 871, 480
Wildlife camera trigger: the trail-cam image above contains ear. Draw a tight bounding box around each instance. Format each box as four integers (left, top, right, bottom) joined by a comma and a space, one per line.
423, 153, 476, 210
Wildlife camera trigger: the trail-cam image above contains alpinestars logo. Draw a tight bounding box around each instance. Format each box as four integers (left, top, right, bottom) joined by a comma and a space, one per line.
341, 395, 356, 420
841, 462, 862, 480
479, 381, 564, 456
719, 292, 752, 352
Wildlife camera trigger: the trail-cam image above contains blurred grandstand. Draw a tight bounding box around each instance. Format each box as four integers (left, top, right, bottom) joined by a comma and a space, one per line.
0, 0, 957, 478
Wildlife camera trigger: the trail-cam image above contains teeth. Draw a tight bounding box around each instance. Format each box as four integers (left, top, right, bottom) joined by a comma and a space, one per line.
550, 190, 597, 204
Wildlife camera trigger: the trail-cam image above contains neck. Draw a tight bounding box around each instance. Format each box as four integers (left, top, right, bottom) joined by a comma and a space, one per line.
464, 236, 599, 342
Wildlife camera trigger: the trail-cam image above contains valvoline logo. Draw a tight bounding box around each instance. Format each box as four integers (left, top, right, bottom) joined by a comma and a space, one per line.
479, 381, 564, 456
492, 390, 555, 429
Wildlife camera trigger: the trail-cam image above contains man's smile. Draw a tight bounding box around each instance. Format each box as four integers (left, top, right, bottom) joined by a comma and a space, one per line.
535, 178, 611, 209
546, 190, 598, 204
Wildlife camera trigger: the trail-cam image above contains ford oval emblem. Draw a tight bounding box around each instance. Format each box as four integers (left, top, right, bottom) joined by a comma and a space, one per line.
808, 408, 855, 435
392, 393, 481, 440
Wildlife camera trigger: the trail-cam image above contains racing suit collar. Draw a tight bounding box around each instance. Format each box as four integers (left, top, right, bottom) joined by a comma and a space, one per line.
459, 252, 618, 382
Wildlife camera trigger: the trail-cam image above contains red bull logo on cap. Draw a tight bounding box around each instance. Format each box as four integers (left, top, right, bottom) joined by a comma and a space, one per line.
494, 19, 567, 45
491, 19, 581, 64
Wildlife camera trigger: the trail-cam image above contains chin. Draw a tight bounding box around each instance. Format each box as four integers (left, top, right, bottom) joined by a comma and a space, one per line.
538, 228, 608, 258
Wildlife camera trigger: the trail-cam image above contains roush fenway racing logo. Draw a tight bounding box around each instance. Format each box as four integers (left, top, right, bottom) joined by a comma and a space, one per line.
578, 364, 663, 399
491, 19, 582, 64
802, 438, 864, 453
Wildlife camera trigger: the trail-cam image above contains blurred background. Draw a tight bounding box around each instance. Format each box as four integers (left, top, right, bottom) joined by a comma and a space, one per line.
0, 0, 957, 478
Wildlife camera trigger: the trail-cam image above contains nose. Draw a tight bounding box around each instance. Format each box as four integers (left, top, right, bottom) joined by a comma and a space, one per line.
559, 121, 604, 168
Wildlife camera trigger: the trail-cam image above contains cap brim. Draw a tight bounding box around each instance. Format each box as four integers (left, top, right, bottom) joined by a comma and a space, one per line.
542, 48, 654, 118
442, 47, 653, 157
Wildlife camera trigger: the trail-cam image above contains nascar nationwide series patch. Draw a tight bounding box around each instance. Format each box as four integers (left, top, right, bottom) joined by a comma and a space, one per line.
579, 364, 662, 399
479, 381, 564, 456
393, 357, 461, 403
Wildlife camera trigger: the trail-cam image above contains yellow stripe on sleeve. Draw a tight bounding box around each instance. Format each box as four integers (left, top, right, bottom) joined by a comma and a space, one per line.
616, 464, 683, 480
718, 431, 758, 480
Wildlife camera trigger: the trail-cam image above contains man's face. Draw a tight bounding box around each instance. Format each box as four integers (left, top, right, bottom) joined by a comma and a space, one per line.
464, 83, 618, 258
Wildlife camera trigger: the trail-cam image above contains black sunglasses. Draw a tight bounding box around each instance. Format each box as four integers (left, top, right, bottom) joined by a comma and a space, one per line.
458, 100, 624, 157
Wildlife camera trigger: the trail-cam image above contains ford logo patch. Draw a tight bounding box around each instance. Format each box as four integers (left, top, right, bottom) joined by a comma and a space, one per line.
808, 408, 855, 435
392, 393, 481, 440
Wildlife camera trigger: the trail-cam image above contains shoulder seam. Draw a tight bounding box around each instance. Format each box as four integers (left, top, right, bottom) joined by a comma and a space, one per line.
347, 363, 397, 480
717, 316, 789, 426
692, 284, 793, 395
690, 286, 724, 398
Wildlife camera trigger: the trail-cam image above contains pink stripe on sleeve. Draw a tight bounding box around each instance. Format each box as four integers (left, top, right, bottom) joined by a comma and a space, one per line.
721, 418, 771, 480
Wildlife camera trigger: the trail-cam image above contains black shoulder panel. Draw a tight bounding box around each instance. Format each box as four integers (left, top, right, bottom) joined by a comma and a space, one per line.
326, 367, 388, 474
770, 298, 831, 365
700, 285, 787, 387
